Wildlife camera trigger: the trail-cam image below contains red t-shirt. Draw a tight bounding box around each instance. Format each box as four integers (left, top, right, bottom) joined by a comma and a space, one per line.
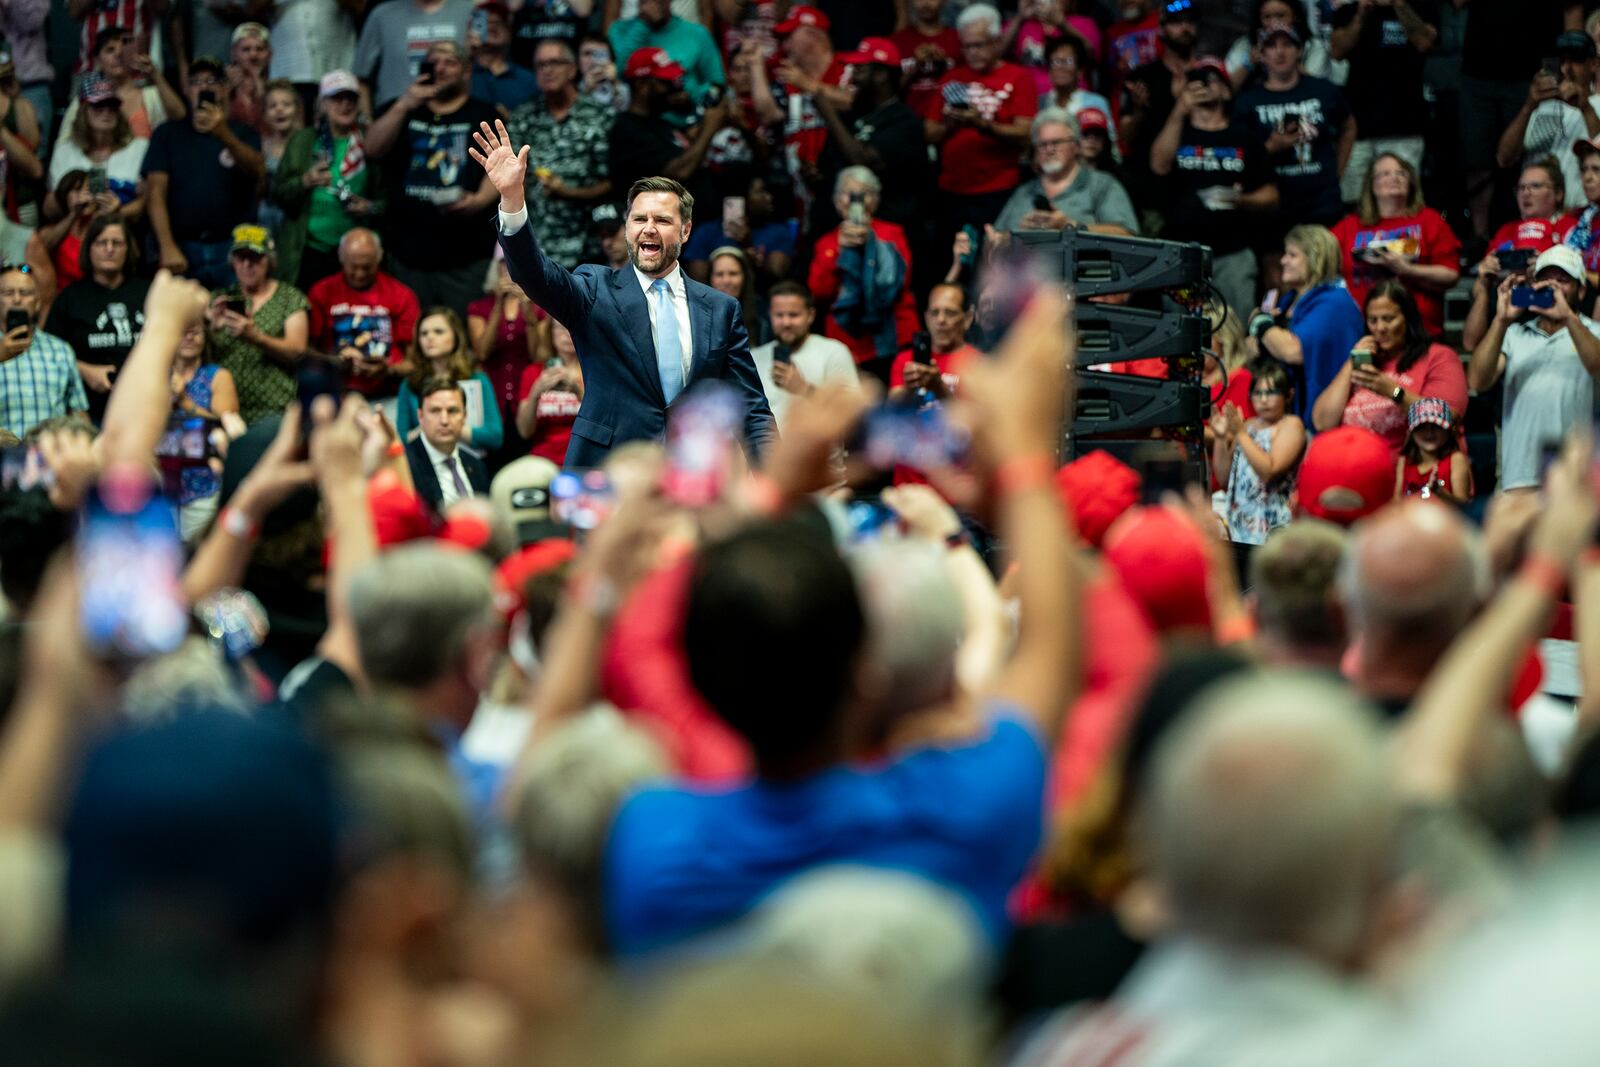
1340, 342, 1469, 453
886, 343, 981, 488
1105, 10, 1160, 108
307, 272, 421, 396
1488, 215, 1574, 253
926, 62, 1039, 195
515, 362, 581, 464
808, 219, 920, 363
54, 231, 84, 291
1331, 208, 1462, 339
892, 25, 963, 118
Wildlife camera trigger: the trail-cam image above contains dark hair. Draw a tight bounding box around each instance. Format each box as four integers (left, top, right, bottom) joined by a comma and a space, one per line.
1043, 28, 1090, 71
94, 26, 129, 56
626, 176, 694, 223
685, 520, 864, 773
406, 307, 473, 392
53, 169, 88, 216
0, 489, 71, 614
1363, 280, 1431, 374
1246, 355, 1293, 400
767, 279, 813, 308
1251, 0, 1310, 39
1524, 154, 1566, 212
928, 281, 971, 312
419, 377, 466, 404
1400, 405, 1455, 465
79, 214, 137, 278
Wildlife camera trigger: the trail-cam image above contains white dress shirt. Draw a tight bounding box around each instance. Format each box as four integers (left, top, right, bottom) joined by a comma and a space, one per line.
751, 333, 860, 431
501, 202, 695, 384
420, 433, 469, 508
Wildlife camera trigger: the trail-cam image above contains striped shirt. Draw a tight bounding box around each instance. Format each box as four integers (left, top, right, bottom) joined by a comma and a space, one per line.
0, 330, 89, 437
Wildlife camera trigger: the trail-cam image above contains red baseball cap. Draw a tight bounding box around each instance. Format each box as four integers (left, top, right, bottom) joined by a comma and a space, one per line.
1055, 450, 1140, 549
840, 37, 901, 68
623, 46, 686, 84
1076, 106, 1109, 134
1296, 426, 1395, 526
494, 538, 579, 621
475, 0, 511, 22
775, 4, 830, 35
1187, 55, 1230, 83
1102, 506, 1213, 635
1502, 217, 1560, 252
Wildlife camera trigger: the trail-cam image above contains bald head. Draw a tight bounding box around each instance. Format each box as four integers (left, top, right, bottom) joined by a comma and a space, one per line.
339, 228, 382, 289
1341, 500, 1487, 649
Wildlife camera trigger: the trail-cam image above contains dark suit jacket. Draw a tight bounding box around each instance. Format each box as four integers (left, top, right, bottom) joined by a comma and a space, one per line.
406, 437, 491, 516
497, 220, 777, 469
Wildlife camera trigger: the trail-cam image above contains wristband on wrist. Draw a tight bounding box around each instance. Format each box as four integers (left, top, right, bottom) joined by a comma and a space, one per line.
1215, 614, 1257, 645
945, 528, 972, 550
1519, 554, 1568, 601
220, 506, 259, 541
1582, 546, 1600, 568
744, 471, 783, 516
566, 572, 620, 618
386, 441, 405, 459
994, 453, 1056, 497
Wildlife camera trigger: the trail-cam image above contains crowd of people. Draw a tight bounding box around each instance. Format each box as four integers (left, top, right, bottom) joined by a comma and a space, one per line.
6, 0, 1600, 1063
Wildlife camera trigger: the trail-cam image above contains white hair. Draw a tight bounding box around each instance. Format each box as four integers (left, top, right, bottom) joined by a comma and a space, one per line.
1031, 106, 1079, 143
834, 165, 882, 200
956, 3, 1002, 38
849, 540, 963, 714
1147, 672, 1395, 961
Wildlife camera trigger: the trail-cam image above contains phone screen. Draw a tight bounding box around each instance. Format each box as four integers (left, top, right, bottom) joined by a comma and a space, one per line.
5, 307, 30, 334
662, 383, 743, 507
296, 357, 344, 441
1138, 458, 1188, 505
0, 445, 53, 491
862, 404, 971, 472
722, 196, 745, 229
78, 475, 188, 660
549, 469, 615, 530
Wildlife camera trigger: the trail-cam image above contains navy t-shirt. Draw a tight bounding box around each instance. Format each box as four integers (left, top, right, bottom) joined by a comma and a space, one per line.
1234, 75, 1350, 226
1330, 0, 1436, 138
384, 99, 501, 269
141, 118, 263, 243
603, 709, 1047, 957
1164, 122, 1273, 255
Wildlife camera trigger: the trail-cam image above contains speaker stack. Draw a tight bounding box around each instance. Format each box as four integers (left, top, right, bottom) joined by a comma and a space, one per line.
1008, 228, 1217, 485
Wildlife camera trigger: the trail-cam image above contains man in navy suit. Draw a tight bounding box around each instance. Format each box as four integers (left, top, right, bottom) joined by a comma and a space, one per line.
468, 119, 776, 468
404, 379, 492, 515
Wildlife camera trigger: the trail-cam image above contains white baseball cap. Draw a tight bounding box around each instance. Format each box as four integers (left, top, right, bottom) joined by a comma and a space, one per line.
1535, 243, 1586, 283
319, 69, 359, 98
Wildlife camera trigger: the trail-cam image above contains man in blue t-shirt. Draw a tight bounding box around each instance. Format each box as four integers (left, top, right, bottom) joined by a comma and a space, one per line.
524, 291, 1078, 959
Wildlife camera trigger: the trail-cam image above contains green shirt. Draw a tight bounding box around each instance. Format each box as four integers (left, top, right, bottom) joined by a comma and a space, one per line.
210, 281, 312, 424
306, 136, 371, 253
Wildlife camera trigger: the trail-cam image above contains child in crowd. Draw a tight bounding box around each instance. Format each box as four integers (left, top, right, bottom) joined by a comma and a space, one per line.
1212, 357, 1306, 544
1397, 396, 1471, 502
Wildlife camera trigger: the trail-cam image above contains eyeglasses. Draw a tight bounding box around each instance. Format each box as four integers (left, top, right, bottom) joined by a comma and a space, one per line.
1517, 181, 1554, 192
959, 37, 998, 50
1034, 138, 1075, 151
92, 237, 127, 248
1, 263, 31, 273
1049, 56, 1078, 68
535, 58, 575, 69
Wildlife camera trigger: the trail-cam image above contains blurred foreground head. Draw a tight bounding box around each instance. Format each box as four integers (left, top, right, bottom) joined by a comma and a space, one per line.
1146, 672, 1395, 967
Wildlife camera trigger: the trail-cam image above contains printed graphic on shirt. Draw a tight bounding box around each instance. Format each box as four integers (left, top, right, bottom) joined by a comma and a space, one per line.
403, 116, 472, 204
1248, 99, 1327, 175
1350, 223, 1422, 284
1175, 144, 1247, 173
955, 79, 1019, 121
87, 302, 144, 351
536, 389, 582, 419
405, 23, 465, 78
328, 303, 396, 359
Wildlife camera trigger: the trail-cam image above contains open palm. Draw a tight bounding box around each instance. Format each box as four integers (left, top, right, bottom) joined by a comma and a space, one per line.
470, 119, 530, 209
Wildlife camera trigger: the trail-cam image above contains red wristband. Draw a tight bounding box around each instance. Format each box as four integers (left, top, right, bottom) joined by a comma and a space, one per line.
744, 472, 783, 517
1519, 554, 1568, 601
994, 453, 1056, 498
386, 441, 405, 459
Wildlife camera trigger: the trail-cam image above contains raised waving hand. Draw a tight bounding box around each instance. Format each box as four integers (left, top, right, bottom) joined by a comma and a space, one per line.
469, 119, 530, 214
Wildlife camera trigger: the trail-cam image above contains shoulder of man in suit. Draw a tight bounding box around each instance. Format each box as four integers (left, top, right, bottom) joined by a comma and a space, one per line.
458, 442, 486, 461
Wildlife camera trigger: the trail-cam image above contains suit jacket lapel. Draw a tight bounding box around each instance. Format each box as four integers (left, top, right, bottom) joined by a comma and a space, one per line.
687, 284, 713, 383
408, 441, 443, 512
610, 268, 667, 407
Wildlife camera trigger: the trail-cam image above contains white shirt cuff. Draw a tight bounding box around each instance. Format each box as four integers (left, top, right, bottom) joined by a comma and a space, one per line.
498, 204, 528, 236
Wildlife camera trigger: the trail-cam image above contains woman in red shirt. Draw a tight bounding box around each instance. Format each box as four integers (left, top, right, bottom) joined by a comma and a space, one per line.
515, 318, 583, 465
1330, 153, 1461, 339
470, 257, 544, 432
1311, 280, 1469, 454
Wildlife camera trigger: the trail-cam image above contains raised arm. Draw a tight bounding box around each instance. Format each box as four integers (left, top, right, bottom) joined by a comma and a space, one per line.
1395, 436, 1596, 802
99, 271, 210, 468
469, 119, 593, 326
963, 291, 1080, 739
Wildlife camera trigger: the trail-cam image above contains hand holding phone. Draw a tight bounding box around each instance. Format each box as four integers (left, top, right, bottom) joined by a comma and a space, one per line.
1511, 284, 1557, 311
78, 472, 188, 661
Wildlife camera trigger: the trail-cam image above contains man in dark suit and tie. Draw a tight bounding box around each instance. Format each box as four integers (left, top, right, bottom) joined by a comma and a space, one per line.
468, 120, 776, 469
405, 379, 492, 515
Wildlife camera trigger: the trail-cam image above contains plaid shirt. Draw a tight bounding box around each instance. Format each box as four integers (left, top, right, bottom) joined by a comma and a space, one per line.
0, 329, 88, 437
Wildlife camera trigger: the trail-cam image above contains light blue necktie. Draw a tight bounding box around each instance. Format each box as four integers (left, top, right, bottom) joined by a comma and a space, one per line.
650, 277, 685, 404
